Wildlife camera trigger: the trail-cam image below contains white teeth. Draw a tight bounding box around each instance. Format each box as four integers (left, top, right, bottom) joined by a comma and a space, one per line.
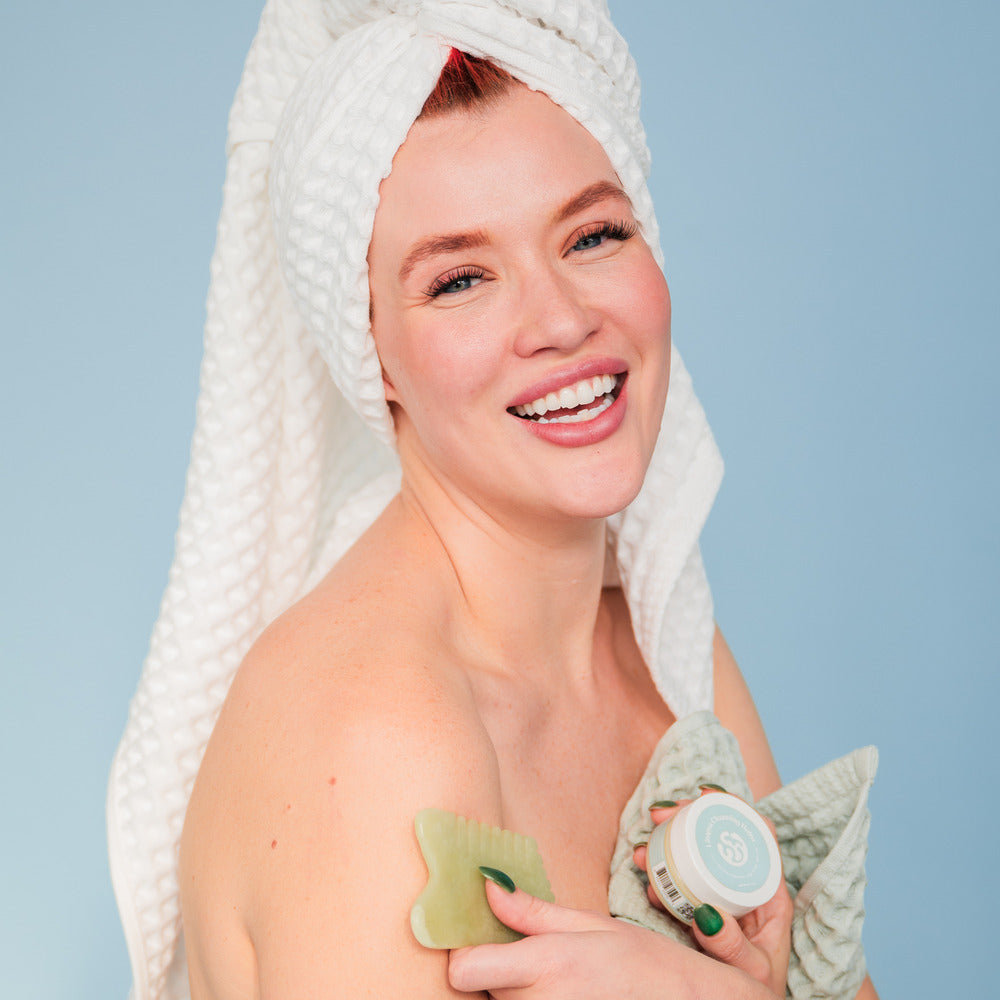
515, 373, 620, 419
535, 395, 614, 424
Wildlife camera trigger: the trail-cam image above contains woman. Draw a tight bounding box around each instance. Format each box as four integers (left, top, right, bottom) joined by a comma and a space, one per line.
108, 3, 876, 999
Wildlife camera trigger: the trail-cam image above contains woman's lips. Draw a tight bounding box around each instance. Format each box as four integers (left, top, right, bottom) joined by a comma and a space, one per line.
515, 376, 628, 447
508, 372, 622, 423
506, 357, 628, 411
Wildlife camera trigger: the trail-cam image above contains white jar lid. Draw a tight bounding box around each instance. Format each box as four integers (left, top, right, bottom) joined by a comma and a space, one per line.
647, 793, 782, 920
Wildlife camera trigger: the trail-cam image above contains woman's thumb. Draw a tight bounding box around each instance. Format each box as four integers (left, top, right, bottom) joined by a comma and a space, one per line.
479, 867, 600, 936
691, 904, 767, 981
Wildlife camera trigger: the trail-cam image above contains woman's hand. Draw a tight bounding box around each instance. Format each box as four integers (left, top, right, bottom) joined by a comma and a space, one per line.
632, 791, 793, 997
448, 877, 785, 999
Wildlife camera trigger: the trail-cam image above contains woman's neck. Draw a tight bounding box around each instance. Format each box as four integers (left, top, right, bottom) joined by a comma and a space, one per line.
392, 467, 610, 687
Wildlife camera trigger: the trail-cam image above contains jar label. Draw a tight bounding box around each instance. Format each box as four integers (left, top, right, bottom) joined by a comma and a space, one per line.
649, 860, 696, 923
695, 803, 772, 893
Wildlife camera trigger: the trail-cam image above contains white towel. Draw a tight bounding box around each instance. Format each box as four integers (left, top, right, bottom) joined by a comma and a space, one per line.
107, 3, 724, 997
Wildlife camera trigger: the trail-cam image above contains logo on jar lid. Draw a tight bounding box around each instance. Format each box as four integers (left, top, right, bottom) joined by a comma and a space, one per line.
716, 830, 749, 867
696, 803, 771, 893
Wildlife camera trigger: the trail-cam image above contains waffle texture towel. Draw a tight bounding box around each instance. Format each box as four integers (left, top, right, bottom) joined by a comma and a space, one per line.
107, 2, 726, 998
610, 712, 878, 1000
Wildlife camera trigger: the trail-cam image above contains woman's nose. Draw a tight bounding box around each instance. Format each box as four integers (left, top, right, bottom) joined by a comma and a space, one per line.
512, 267, 599, 357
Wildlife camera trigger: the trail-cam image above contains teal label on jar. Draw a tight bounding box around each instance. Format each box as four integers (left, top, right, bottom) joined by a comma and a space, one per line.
694, 803, 771, 893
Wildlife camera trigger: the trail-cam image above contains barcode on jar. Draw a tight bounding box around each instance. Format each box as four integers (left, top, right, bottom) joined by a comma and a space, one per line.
651, 862, 695, 922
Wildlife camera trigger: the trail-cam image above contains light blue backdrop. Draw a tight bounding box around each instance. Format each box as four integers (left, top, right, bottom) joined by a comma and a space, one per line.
2, 1, 995, 996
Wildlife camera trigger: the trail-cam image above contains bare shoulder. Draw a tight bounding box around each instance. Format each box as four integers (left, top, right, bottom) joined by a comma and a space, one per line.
711, 626, 782, 799
180, 561, 499, 999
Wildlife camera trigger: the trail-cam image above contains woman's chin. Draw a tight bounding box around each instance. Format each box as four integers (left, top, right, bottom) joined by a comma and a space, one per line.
542, 468, 647, 522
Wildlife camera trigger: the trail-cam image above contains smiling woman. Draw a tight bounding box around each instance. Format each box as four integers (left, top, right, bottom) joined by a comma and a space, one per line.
108, 6, 876, 1000
369, 84, 670, 519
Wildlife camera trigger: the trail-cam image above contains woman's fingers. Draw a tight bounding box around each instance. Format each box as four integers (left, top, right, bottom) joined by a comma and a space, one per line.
632, 797, 690, 912
449, 935, 543, 993
691, 904, 770, 983
632, 798, 687, 869
449, 874, 791, 999
479, 876, 605, 936
449, 879, 605, 994
691, 883, 793, 995
634, 788, 792, 995
740, 880, 794, 988
647, 797, 688, 826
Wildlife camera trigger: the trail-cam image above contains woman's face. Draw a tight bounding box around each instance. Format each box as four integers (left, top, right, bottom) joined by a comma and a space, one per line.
368, 84, 671, 526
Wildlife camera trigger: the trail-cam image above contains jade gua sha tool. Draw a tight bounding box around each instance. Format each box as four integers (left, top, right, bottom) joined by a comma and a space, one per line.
410, 808, 554, 948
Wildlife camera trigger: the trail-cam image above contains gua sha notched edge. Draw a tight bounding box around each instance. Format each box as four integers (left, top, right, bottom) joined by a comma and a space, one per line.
411, 808, 554, 948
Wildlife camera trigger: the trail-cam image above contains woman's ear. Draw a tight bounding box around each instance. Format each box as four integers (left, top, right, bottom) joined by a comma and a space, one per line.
381, 366, 399, 404
371, 298, 399, 405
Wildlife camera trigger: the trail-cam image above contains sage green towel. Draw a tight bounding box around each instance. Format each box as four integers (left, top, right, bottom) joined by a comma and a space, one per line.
609, 712, 877, 1000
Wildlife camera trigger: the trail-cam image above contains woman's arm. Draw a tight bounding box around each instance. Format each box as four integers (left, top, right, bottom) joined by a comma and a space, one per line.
249, 705, 498, 996
711, 626, 782, 799
451, 882, 879, 1000
856, 976, 879, 999
181, 607, 504, 1000
450, 879, 785, 999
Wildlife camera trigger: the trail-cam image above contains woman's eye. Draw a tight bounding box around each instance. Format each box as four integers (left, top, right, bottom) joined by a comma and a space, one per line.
574, 232, 606, 251
570, 220, 638, 253
426, 268, 486, 298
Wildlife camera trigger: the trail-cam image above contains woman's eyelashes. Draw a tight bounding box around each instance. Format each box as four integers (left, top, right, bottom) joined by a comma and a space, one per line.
568, 219, 637, 253
422, 220, 637, 298
425, 266, 489, 299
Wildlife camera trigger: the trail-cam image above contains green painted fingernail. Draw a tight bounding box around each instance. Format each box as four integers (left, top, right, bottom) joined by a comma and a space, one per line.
649, 799, 678, 809
479, 866, 516, 893
699, 783, 727, 793
632, 839, 648, 849
694, 903, 724, 936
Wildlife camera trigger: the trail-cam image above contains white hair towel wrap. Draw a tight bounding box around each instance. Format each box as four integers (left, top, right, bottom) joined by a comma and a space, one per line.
107, 2, 723, 997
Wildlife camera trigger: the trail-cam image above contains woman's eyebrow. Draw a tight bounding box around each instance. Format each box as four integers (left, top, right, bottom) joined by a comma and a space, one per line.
553, 180, 632, 224
398, 229, 489, 282
396, 182, 629, 282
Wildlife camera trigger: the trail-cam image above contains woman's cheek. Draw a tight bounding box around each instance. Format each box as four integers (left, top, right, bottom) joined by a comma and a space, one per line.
632, 265, 671, 341
388, 318, 497, 430
429, 315, 507, 397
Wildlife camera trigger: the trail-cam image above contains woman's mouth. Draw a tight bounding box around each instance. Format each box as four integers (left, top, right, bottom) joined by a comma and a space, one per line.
508, 373, 624, 424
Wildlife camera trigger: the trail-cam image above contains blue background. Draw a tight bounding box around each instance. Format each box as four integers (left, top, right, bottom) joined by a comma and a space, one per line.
2, 1, 995, 995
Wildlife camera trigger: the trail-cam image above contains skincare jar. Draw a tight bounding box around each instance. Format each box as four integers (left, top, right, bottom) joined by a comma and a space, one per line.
645, 792, 782, 924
